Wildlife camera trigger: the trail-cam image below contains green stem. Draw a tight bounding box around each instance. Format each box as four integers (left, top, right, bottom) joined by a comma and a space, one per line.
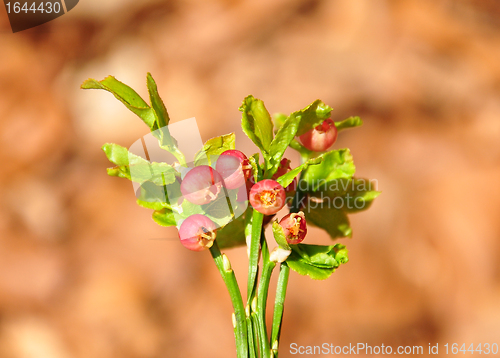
252, 312, 265, 358
171, 147, 186, 166
255, 244, 276, 358
270, 263, 290, 357
250, 311, 261, 356
246, 315, 257, 358
209, 242, 248, 358
247, 209, 264, 303
156, 127, 187, 166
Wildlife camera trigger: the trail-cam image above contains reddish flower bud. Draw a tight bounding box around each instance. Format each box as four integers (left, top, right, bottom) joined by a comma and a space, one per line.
279, 211, 307, 244
216, 150, 249, 189
298, 118, 338, 152
178, 214, 217, 251
180, 165, 223, 205
272, 158, 291, 179
272, 158, 297, 193
249, 179, 286, 215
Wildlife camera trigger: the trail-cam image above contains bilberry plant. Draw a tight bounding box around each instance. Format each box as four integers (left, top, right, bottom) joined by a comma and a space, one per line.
82, 73, 380, 358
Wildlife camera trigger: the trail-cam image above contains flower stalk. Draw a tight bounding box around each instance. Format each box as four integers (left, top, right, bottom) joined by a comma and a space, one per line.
247, 209, 264, 303
255, 237, 276, 358
270, 263, 290, 358
209, 242, 248, 358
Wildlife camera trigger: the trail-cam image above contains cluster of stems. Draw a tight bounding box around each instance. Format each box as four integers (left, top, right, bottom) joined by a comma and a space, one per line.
209, 216, 289, 358
209, 177, 306, 358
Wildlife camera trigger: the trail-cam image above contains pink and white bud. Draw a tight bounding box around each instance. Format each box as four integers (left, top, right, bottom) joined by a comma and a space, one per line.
279, 211, 307, 244
298, 118, 338, 152
272, 158, 297, 192
249, 179, 286, 215
216, 150, 253, 190
178, 214, 217, 251
180, 165, 223, 205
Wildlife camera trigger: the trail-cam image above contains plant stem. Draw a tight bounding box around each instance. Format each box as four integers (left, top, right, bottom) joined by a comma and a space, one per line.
255, 243, 276, 358
209, 242, 248, 358
252, 312, 265, 358
252, 312, 261, 354
247, 209, 264, 303
270, 263, 290, 357
246, 315, 257, 358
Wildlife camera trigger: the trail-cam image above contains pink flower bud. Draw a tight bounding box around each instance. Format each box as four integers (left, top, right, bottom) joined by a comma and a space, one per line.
215, 150, 251, 190
180, 165, 223, 205
272, 158, 297, 192
279, 211, 307, 244
178, 214, 217, 251
298, 118, 338, 152
249, 179, 286, 215
272, 158, 291, 179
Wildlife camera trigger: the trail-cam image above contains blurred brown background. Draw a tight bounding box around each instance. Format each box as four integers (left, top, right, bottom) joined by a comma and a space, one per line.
1, 0, 500, 357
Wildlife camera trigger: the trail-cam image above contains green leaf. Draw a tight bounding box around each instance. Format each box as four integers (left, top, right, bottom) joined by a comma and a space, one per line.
272, 221, 291, 250
194, 133, 236, 166
304, 204, 352, 239
102, 143, 135, 180
294, 100, 333, 137
216, 207, 252, 249
239, 95, 273, 160
81, 76, 156, 129
179, 193, 239, 229
335, 116, 363, 132
301, 178, 380, 239
286, 244, 348, 280
267, 119, 300, 174
128, 161, 176, 186
300, 149, 355, 191
205, 133, 236, 155
102, 142, 130, 167
135, 179, 181, 210
248, 153, 262, 182
152, 208, 177, 227
345, 188, 381, 213
137, 199, 167, 211
102, 143, 176, 185
146, 73, 170, 129
202, 195, 236, 226
267, 100, 332, 175
145, 182, 252, 240
276, 156, 323, 188
311, 178, 381, 213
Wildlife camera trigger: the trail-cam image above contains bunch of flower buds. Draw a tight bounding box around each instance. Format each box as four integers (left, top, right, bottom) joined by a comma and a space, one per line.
177, 150, 253, 250
178, 118, 339, 250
